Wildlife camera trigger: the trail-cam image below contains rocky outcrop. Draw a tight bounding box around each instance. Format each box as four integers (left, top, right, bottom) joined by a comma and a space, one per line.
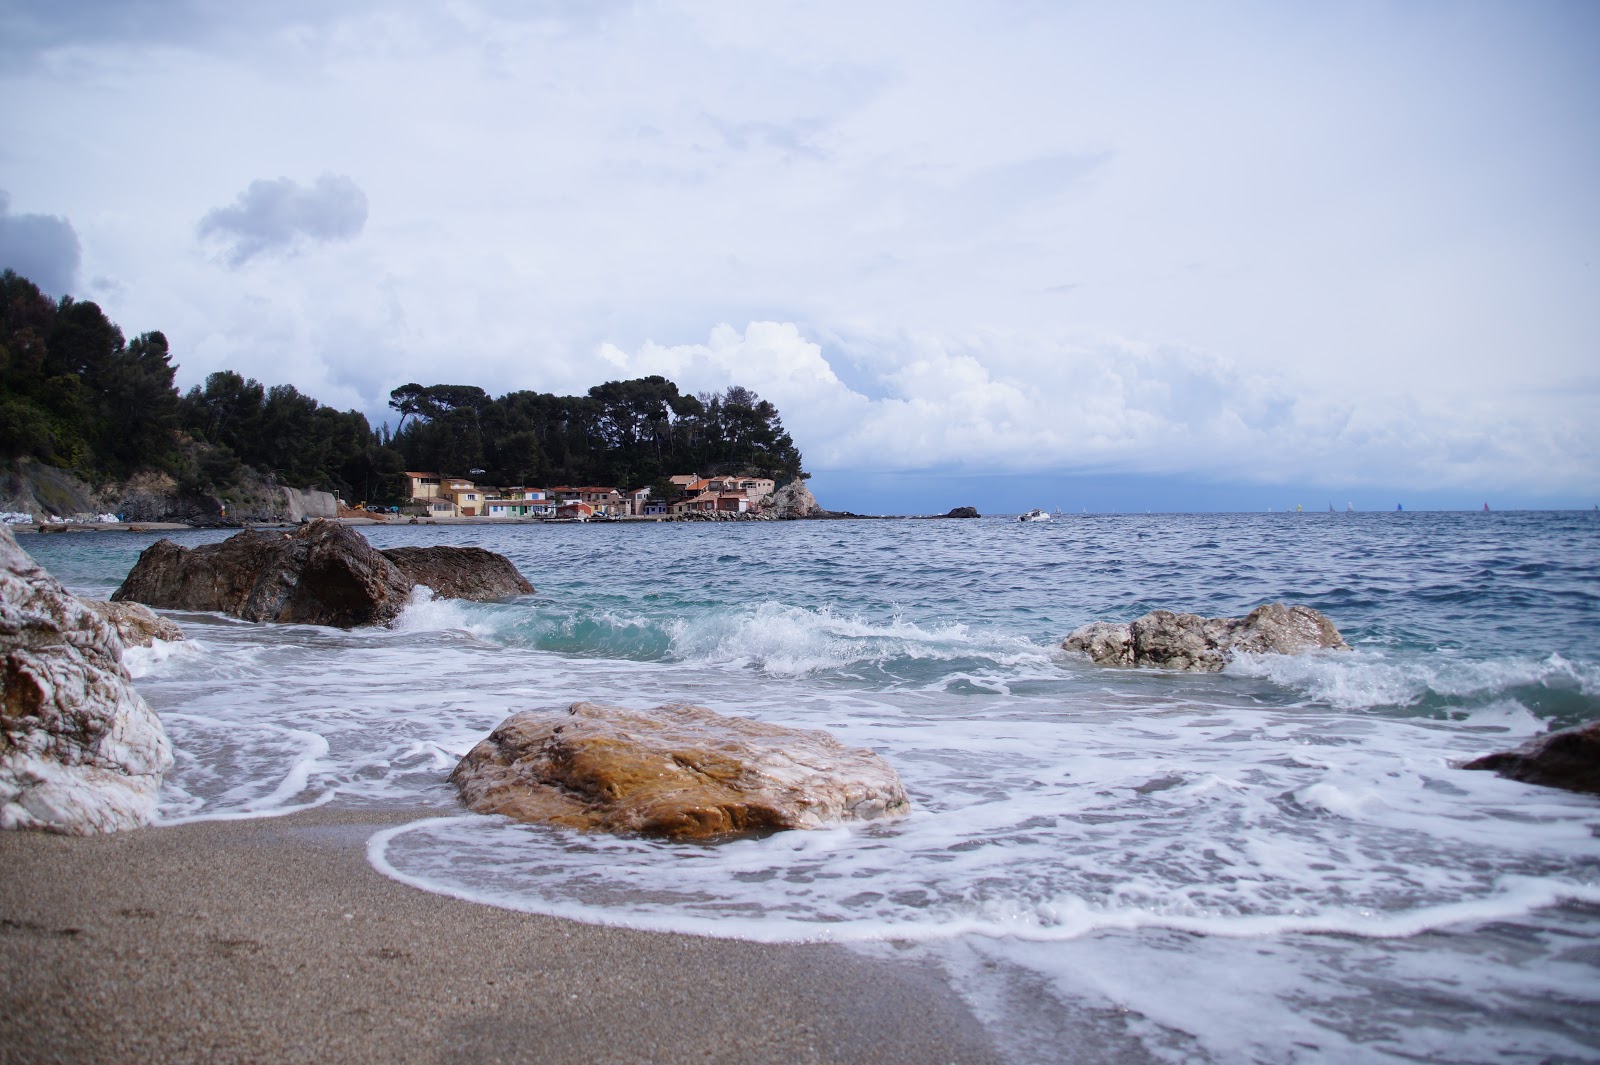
381, 546, 534, 600
113, 520, 416, 627
1062, 603, 1349, 672
112, 520, 532, 628
1, 525, 173, 833
0, 458, 99, 522
281, 486, 337, 522
944, 506, 980, 519
1461, 722, 1600, 796
770, 481, 821, 519
451, 701, 911, 840
79, 600, 184, 647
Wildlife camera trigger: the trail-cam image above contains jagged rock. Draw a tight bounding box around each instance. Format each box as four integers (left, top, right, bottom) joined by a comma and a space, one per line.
1063, 603, 1349, 672
112, 520, 415, 627
382, 546, 535, 600
771, 481, 821, 519
1061, 621, 1134, 666
945, 507, 980, 518
1, 524, 173, 833
112, 520, 533, 628
79, 599, 184, 647
451, 701, 911, 840
1461, 722, 1600, 796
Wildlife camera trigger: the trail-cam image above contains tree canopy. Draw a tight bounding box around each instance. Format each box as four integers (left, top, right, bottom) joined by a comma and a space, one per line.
0, 269, 808, 503
389, 376, 806, 489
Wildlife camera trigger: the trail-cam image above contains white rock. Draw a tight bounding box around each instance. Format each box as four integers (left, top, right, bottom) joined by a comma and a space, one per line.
1, 524, 173, 833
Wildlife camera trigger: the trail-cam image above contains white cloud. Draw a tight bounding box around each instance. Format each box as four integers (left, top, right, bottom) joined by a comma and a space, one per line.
598, 322, 1598, 494
1, 1, 1595, 501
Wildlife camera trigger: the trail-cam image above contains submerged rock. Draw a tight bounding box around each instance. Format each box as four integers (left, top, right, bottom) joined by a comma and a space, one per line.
1062, 603, 1349, 672
1461, 722, 1600, 796
1, 524, 173, 833
451, 701, 911, 840
380, 546, 534, 601
78, 599, 184, 648
111, 520, 532, 628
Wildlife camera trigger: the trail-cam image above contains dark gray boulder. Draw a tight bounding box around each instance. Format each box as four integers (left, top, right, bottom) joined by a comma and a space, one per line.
380, 546, 534, 601
1461, 722, 1600, 796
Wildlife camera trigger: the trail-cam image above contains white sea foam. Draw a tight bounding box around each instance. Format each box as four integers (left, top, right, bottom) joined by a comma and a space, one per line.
122, 636, 200, 679
667, 601, 1051, 678
1227, 647, 1600, 711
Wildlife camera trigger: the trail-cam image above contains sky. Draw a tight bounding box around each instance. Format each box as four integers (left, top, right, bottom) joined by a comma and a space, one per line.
1, 0, 1596, 513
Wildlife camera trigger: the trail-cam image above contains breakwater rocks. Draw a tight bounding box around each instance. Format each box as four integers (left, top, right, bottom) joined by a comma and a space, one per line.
112, 520, 532, 628
1063, 603, 1349, 672
0, 525, 173, 834
1462, 721, 1600, 796
450, 701, 911, 840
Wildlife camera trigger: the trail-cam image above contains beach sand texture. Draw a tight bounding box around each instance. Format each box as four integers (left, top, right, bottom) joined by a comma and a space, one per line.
1, 807, 1000, 1065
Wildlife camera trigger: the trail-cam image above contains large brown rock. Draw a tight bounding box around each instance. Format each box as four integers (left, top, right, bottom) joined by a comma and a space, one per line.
1, 525, 173, 833
1461, 722, 1600, 796
451, 701, 911, 840
381, 546, 534, 601
1063, 603, 1349, 672
112, 520, 413, 627
79, 599, 184, 647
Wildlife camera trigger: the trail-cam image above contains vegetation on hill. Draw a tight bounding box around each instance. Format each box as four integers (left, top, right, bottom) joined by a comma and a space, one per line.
388, 378, 806, 493
0, 269, 806, 505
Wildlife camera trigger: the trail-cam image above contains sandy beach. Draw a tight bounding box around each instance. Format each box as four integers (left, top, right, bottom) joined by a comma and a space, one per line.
1, 807, 1001, 1065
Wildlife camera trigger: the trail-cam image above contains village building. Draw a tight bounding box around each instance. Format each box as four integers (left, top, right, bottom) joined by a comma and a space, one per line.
548, 486, 627, 516
555, 500, 595, 520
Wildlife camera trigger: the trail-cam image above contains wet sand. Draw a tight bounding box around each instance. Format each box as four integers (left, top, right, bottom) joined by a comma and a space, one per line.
0, 807, 1001, 1065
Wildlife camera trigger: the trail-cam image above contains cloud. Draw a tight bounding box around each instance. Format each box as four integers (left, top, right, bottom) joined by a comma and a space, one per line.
0, 191, 81, 296
597, 322, 1598, 495
198, 174, 368, 266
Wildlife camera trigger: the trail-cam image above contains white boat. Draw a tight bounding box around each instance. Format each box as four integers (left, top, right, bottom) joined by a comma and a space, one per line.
1018, 508, 1051, 523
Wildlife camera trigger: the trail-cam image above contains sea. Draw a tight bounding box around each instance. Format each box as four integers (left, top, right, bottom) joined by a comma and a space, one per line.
23, 510, 1600, 1064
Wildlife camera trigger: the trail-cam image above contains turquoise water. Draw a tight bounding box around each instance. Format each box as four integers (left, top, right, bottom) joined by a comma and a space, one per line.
21, 511, 1600, 1064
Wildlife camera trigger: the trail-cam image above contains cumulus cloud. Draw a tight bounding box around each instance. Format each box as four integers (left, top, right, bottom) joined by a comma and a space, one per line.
597, 322, 1597, 494
0, 191, 81, 296
198, 174, 368, 266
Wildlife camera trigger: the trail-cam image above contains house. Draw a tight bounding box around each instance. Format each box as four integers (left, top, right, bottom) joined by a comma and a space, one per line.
668, 473, 700, 490
556, 500, 594, 520
485, 498, 555, 518
405, 471, 444, 499
440, 477, 485, 517
549, 486, 626, 516
670, 491, 719, 514
404, 471, 459, 517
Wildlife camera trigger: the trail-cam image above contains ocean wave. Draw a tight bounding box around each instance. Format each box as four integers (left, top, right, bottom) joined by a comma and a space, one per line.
391, 592, 1052, 680
1226, 648, 1600, 718
122, 635, 201, 679
665, 602, 1050, 677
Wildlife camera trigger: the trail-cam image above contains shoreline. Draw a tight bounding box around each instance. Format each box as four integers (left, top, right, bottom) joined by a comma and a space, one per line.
0, 805, 1001, 1065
